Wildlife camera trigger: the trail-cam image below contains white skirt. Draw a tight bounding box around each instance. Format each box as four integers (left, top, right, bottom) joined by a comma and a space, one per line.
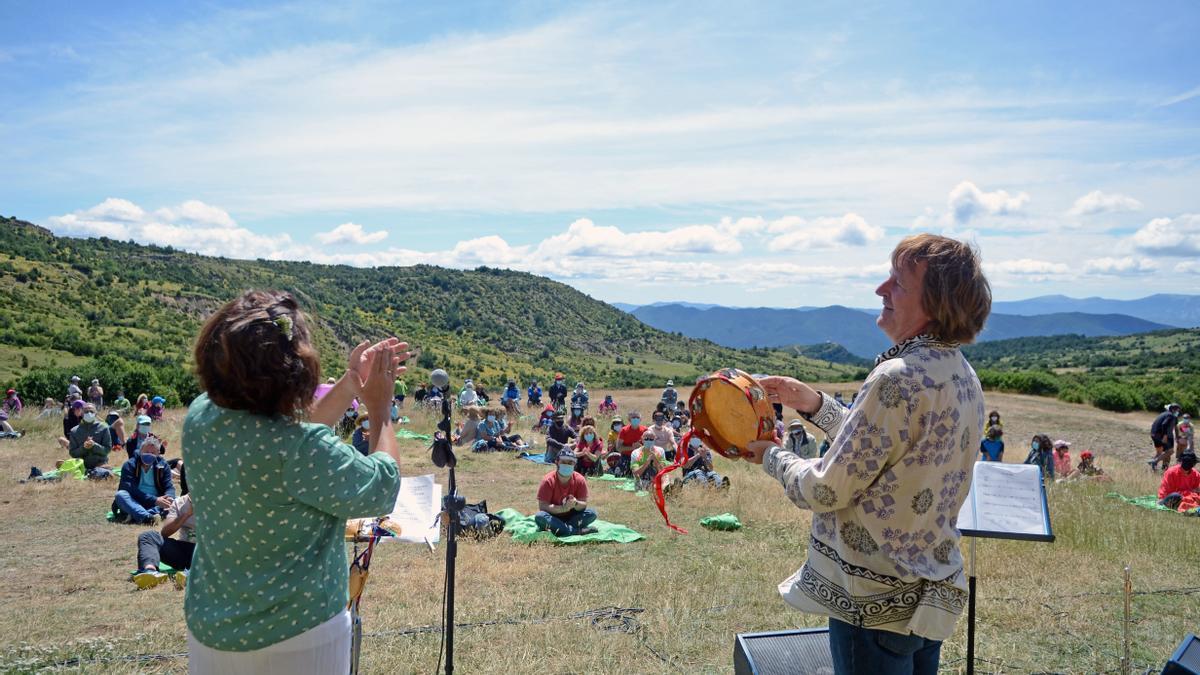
188, 610, 351, 675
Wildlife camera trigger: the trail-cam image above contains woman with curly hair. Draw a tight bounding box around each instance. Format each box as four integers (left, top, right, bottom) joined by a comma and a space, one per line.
183, 290, 408, 674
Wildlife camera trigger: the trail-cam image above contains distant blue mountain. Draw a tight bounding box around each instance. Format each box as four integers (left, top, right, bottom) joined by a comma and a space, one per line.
628, 304, 1173, 358
991, 294, 1200, 328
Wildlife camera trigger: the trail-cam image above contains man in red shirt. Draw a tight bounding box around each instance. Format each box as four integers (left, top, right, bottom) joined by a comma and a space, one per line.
611, 410, 648, 476
1158, 452, 1200, 510
535, 448, 598, 536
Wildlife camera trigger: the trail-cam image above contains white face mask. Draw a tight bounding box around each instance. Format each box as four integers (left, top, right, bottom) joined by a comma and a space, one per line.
613, 424, 623, 432
487, 415, 496, 422
362, 420, 370, 430
83, 412, 96, 423
138, 425, 151, 434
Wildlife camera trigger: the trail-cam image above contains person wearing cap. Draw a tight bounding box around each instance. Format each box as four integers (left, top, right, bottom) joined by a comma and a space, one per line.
67, 375, 83, 401
113, 433, 175, 524
106, 409, 127, 448
1149, 403, 1182, 472
112, 390, 131, 413
148, 396, 166, 421
570, 381, 589, 413
1071, 451, 1110, 481
1052, 440, 1072, 478
548, 374, 568, 408
543, 409, 577, 463
784, 419, 819, 459
648, 410, 678, 461
351, 414, 371, 456
661, 380, 678, 409
1178, 413, 1195, 454
534, 449, 598, 536
3, 389, 23, 417
68, 402, 113, 473
679, 430, 730, 488
599, 394, 618, 415
126, 414, 167, 459
1158, 452, 1200, 510
631, 431, 668, 491
87, 378, 105, 408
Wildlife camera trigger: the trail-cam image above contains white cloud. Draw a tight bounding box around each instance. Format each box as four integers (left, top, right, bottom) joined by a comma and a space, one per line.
315, 222, 388, 245
1067, 190, 1142, 217
1130, 214, 1200, 256
771, 213, 884, 251
534, 218, 741, 258
947, 181, 1030, 224
1082, 256, 1158, 275
985, 258, 1070, 276
46, 198, 292, 258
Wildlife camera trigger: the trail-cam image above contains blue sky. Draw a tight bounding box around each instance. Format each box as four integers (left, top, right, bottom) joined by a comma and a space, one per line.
2, 1, 1199, 307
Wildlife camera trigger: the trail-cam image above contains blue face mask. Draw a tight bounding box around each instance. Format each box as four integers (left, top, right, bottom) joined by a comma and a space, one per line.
557, 463, 574, 477
584, 434, 595, 442
141, 453, 157, 465
362, 420, 370, 430
487, 415, 496, 422
630, 418, 641, 426
1032, 441, 1040, 450
138, 425, 151, 434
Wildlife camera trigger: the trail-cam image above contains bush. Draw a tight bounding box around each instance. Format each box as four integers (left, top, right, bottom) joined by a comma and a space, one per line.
1089, 382, 1144, 412
1056, 386, 1088, 405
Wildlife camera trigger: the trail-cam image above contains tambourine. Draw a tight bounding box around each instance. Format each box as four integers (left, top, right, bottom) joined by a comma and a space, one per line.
689, 368, 776, 460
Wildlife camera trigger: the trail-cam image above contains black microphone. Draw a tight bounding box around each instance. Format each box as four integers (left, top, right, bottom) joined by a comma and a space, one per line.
429, 368, 457, 468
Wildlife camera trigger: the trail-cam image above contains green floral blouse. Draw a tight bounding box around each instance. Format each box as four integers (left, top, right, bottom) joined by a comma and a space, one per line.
182, 393, 400, 651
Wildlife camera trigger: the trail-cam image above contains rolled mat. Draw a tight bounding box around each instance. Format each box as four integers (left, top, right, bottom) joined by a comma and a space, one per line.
493, 508, 644, 544
700, 513, 743, 531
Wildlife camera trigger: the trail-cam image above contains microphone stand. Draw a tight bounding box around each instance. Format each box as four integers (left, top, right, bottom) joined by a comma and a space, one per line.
430, 390, 463, 675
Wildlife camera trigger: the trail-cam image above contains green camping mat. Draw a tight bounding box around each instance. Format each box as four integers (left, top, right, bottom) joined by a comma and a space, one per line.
591, 473, 649, 497
494, 508, 644, 545
700, 513, 743, 531
396, 429, 432, 442
1107, 493, 1177, 513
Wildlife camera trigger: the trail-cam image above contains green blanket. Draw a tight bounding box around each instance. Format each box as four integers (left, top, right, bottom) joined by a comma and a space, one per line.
591, 473, 649, 497
1107, 493, 1177, 513
42, 458, 86, 480
494, 508, 644, 545
700, 513, 743, 531
396, 429, 432, 442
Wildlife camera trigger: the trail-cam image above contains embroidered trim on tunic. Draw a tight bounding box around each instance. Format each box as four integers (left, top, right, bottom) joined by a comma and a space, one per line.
874, 334, 959, 366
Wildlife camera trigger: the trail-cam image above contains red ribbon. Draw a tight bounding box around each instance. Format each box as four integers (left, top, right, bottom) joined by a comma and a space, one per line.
649, 432, 693, 534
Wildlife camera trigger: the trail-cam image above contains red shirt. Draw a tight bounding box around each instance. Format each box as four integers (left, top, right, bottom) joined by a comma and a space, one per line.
1159, 465, 1200, 499
537, 470, 589, 507
617, 424, 648, 455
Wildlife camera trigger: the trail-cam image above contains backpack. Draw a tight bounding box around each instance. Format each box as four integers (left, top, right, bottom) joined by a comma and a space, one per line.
455, 500, 505, 540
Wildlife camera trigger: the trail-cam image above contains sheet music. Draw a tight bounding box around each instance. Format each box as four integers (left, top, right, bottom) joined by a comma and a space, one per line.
958, 462, 1052, 540
380, 473, 442, 544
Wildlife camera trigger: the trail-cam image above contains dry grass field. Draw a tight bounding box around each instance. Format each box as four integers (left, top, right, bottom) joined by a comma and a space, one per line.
0, 386, 1197, 674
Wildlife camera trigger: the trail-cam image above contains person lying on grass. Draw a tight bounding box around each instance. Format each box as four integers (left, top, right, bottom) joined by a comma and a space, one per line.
133, 461, 195, 590
534, 448, 598, 536
112, 433, 174, 524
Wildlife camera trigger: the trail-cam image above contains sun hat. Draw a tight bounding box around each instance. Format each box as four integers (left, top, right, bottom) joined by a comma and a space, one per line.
1053, 439, 1070, 449
151, 396, 165, 405
71, 400, 84, 409
136, 414, 152, 425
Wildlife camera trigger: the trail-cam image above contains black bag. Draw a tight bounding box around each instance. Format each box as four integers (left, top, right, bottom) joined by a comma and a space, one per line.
455, 500, 504, 540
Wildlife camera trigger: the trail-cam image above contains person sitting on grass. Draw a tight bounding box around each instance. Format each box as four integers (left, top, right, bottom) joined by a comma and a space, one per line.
126, 414, 167, 459
784, 419, 819, 459
1052, 440, 1072, 478
984, 410, 1002, 439
979, 425, 1004, 462
458, 380, 479, 408
88, 379, 105, 408
148, 396, 166, 421
112, 390, 131, 413
38, 398, 60, 419
68, 402, 113, 475
57, 400, 84, 450
527, 380, 542, 407
3, 389, 22, 417
474, 408, 508, 452
661, 380, 678, 409
599, 394, 618, 415
133, 461, 195, 590
351, 414, 371, 456
544, 410, 578, 463
679, 432, 729, 488
613, 411, 648, 475
1024, 433, 1055, 481
631, 431, 668, 491
1158, 451, 1200, 510
534, 449, 598, 537
1069, 451, 1111, 482
106, 409, 126, 449
649, 410, 678, 461
134, 393, 150, 416
113, 433, 174, 523
574, 425, 605, 476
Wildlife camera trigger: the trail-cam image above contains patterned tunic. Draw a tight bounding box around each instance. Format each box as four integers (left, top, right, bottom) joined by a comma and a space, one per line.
182, 394, 401, 651
762, 335, 984, 641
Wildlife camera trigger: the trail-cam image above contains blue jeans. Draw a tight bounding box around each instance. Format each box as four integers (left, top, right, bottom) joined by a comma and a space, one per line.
684, 468, 724, 485
114, 489, 161, 523
828, 618, 942, 675
534, 508, 597, 536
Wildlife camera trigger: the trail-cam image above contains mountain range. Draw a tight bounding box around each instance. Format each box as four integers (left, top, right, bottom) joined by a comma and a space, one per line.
625, 303, 1176, 358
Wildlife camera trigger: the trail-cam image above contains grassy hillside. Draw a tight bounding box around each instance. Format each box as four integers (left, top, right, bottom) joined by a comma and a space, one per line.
0, 215, 854, 403
962, 329, 1200, 414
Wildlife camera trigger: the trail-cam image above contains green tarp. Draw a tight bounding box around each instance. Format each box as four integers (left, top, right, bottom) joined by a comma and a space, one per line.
700, 513, 743, 531
494, 508, 644, 545
591, 473, 649, 497
396, 429, 432, 442
1107, 493, 1180, 513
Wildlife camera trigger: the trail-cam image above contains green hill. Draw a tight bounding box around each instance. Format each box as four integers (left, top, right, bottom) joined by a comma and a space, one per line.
0, 215, 855, 403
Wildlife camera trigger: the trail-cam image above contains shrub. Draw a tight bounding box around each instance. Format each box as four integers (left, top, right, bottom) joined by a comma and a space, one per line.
1089, 382, 1144, 412
1056, 386, 1088, 405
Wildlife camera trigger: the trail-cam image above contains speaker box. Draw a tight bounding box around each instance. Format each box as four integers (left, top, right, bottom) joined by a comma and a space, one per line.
1163, 633, 1200, 675
734, 628, 833, 675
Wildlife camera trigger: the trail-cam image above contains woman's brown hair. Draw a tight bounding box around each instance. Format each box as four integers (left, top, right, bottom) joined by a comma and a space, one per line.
892, 234, 992, 344
193, 290, 321, 417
